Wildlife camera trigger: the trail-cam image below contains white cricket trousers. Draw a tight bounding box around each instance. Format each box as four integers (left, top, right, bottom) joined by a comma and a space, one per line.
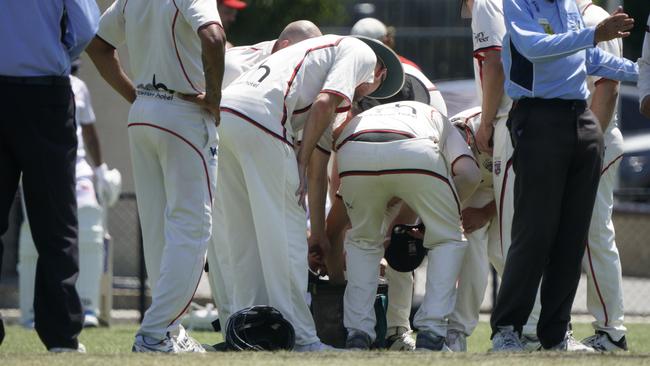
128, 96, 218, 340
493, 116, 540, 337
337, 138, 467, 340
18, 177, 104, 323
582, 124, 626, 341
211, 111, 319, 346
447, 187, 501, 336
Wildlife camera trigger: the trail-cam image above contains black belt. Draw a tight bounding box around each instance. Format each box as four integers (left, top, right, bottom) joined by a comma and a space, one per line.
348, 132, 411, 143
0, 75, 70, 86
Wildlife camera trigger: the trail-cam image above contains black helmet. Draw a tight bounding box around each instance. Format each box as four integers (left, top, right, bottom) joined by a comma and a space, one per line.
225, 306, 295, 351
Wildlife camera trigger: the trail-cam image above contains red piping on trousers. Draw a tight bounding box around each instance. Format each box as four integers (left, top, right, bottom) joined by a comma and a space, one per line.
584, 152, 623, 327
586, 243, 609, 326
601, 154, 623, 175
338, 168, 461, 214
127, 122, 213, 201
498, 158, 513, 256
168, 267, 203, 326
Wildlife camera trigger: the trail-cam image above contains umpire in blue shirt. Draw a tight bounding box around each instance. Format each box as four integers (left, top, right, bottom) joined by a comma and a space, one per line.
0, 0, 99, 351
490, 0, 638, 351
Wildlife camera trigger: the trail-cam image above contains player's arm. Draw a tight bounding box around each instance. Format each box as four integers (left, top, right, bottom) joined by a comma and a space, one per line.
325, 195, 350, 284
199, 24, 226, 122
296, 92, 343, 206
476, 49, 504, 154
86, 37, 136, 103
447, 128, 481, 204
307, 148, 331, 268
462, 200, 496, 233
590, 78, 619, 130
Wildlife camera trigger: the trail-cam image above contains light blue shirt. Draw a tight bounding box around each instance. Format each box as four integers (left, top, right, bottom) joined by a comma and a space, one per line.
502, 0, 638, 100
0, 0, 99, 77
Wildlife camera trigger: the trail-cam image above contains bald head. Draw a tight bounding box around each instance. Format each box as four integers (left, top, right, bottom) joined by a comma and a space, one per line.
273, 20, 322, 52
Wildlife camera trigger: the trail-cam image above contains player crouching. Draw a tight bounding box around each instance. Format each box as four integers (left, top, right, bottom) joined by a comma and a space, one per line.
327, 100, 481, 350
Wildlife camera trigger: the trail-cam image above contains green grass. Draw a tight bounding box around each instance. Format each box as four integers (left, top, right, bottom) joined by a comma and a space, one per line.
1, 323, 650, 365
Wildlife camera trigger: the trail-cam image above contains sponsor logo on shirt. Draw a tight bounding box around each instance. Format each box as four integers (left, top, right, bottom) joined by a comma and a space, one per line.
474, 32, 490, 44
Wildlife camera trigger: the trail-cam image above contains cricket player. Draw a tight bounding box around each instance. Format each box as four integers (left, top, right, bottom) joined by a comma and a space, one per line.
328, 100, 480, 350
87, 0, 225, 353
215, 34, 403, 351
460, 0, 541, 348
640, 14, 650, 118
206, 20, 321, 326
443, 107, 499, 351
18, 66, 121, 329
349, 18, 448, 116
577, 0, 627, 351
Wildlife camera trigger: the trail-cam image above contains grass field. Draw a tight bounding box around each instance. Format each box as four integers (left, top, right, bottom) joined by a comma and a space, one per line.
1, 322, 650, 365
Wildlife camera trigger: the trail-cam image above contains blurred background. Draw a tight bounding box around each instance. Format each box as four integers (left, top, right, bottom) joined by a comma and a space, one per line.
1, 0, 650, 322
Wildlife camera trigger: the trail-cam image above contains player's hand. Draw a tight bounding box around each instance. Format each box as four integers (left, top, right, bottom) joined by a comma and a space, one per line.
178, 92, 221, 126
295, 159, 308, 210
379, 258, 388, 277
476, 120, 494, 155
595, 7, 634, 43
462, 206, 490, 233
308, 234, 330, 274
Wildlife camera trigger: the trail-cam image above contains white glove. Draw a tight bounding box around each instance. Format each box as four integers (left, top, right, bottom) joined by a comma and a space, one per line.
94, 163, 122, 207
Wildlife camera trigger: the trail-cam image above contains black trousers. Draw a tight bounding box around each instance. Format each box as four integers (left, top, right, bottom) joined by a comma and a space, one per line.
490, 98, 604, 348
0, 77, 82, 349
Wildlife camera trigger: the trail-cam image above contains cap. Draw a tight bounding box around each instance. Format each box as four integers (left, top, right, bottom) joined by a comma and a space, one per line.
384, 224, 427, 273
353, 36, 404, 99
460, 0, 471, 19
350, 18, 387, 40
221, 0, 247, 10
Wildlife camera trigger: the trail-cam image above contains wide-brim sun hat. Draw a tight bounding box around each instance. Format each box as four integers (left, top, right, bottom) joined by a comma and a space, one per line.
353, 36, 405, 99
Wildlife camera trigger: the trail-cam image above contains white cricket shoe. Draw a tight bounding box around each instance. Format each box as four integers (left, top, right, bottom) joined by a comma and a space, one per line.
172, 326, 206, 353
132, 334, 180, 353
294, 341, 339, 352
49, 343, 87, 353
83, 311, 100, 328
491, 327, 524, 352
545, 331, 595, 352
446, 329, 467, 352
520, 334, 541, 351
582, 331, 628, 352
385, 327, 416, 351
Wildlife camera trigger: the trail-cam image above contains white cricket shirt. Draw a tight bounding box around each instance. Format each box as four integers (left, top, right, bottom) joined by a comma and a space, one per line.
223, 40, 275, 88
471, 0, 512, 118
97, 0, 222, 95
335, 101, 473, 168
220, 35, 376, 146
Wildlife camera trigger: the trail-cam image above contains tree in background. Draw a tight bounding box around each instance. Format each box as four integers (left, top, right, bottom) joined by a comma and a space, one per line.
226, 0, 351, 46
